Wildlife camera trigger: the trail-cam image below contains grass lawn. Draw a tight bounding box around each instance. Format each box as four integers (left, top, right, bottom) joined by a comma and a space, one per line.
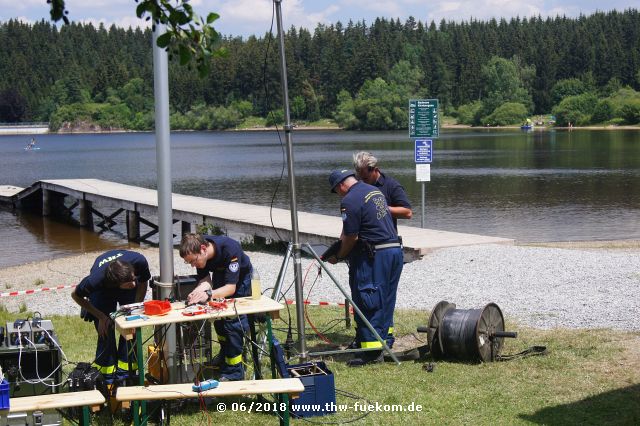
1, 306, 638, 425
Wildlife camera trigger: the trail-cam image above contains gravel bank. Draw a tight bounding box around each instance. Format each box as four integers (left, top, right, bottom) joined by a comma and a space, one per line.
1, 244, 638, 331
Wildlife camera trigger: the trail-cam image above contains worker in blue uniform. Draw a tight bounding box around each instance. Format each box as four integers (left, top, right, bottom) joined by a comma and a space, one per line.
179, 233, 253, 381
71, 250, 150, 383
353, 151, 412, 348
353, 151, 413, 230
326, 169, 404, 366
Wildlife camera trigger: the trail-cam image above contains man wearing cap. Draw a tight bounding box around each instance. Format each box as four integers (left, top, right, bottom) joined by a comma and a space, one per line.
71, 250, 150, 383
327, 169, 404, 366
353, 151, 412, 348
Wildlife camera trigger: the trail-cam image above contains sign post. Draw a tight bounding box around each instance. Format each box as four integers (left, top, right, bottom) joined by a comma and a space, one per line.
414, 139, 433, 228
410, 99, 439, 227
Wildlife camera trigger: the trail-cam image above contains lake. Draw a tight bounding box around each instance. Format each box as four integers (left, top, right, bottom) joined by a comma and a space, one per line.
0, 129, 639, 268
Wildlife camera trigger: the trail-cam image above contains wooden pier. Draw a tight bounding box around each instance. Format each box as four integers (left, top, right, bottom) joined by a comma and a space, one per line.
0, 179, 513, 260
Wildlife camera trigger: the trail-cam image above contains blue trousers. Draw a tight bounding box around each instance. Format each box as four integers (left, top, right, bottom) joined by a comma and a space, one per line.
92, 320, 136, 381
381, 247, 403, 347
348, 246, 403, 349
214, 315, 249, 375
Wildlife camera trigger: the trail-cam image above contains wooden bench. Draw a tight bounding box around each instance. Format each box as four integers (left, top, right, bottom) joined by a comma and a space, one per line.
116, 378, 304, 426
0, 389, 105, 425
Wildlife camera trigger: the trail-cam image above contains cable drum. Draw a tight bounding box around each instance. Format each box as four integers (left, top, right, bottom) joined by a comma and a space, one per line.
425, 300, 456, 358
419, 301, 518, 362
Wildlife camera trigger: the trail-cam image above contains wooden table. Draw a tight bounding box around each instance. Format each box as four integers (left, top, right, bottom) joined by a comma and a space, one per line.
115, 296, 282, 339
114, 296, 286, 425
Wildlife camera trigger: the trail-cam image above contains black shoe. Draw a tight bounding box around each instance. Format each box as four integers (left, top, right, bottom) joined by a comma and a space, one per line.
219, 374, 243, 382
218, 365, 244, 381
208, 353, 224, 368
383, 348, 420, 362
345, 340, 359, 350
346, 351, 383, 367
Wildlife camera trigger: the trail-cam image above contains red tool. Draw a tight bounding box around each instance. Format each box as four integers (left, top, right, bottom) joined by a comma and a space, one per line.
208, 300, 228, 310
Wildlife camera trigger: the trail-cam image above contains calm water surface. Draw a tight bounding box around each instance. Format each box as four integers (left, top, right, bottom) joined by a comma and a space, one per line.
0, 129, 638, 268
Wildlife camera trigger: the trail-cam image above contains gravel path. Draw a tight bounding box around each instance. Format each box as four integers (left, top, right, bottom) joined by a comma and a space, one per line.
1, 244, 638, 331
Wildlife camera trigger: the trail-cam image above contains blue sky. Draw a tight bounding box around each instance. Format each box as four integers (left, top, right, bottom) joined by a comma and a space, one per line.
1, 1, 638, 37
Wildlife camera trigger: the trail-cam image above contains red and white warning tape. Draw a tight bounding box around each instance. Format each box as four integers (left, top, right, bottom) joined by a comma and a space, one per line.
0, 287, 349, 310
285, 299, 347, 307
0, 284, 76, 298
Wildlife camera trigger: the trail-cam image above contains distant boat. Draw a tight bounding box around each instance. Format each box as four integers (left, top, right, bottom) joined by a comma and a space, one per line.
24, 138, 39, 150
521, 119, 534, 131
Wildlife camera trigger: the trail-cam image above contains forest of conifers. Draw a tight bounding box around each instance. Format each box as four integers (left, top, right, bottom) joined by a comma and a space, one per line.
0, 9, 639, 130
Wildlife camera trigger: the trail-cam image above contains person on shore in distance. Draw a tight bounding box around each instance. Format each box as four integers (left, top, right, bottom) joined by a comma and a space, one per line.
179, 233, 253, 381
326, 169, 403, 366
71, 250, 150, 383
353, 151, 412, 348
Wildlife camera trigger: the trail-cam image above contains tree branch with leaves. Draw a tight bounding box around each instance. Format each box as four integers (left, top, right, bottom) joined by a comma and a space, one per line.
47, 0, 225, 77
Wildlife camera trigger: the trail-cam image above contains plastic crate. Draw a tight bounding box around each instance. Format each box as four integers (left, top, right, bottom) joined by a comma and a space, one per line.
0, 378, 9, 410
286, 362, 336, 418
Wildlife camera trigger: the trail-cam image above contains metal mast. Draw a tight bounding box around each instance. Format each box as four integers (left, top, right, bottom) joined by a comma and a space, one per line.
152, 23, 177, 377
274, 0, 307, 361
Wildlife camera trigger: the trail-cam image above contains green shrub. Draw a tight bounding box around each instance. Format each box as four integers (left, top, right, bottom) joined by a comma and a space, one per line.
456, 101, 483, 125
230, 100, 253, 118
49, 103, 99, 131
193, 114, 210, 130
170, 111, 190, 129
552, 92, 598, 126
620, 99, 640, 124
334, 90, 359, 129
95, 103, 132, 129
591, 99, 615, 123
290, 96, 306, 120
197, 223, 225, 235
130, 111, 154, 130
365, 104, 394, 129
482, 102, 528, 126
265, 109, 284, 126
210, 106, 242, 129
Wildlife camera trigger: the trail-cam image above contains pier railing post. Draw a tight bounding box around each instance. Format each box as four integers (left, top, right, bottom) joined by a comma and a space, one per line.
42, 189, 51, 216
181, 221, 191, 236
79, 199, 93, 229
126, 210, 140, 241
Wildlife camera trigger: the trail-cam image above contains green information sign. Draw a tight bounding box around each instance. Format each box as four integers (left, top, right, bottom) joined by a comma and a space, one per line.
409, 99, 439, 138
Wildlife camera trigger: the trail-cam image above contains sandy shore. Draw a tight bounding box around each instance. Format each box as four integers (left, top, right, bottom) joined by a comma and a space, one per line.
1, 242, 639, 331
12, 123, 638, 136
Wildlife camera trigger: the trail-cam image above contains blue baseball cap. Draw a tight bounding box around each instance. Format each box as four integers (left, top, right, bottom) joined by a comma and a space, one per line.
329, 169, 355, 193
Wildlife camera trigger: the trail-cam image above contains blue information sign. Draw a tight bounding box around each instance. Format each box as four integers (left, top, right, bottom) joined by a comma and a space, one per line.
415, 139, 433, 163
